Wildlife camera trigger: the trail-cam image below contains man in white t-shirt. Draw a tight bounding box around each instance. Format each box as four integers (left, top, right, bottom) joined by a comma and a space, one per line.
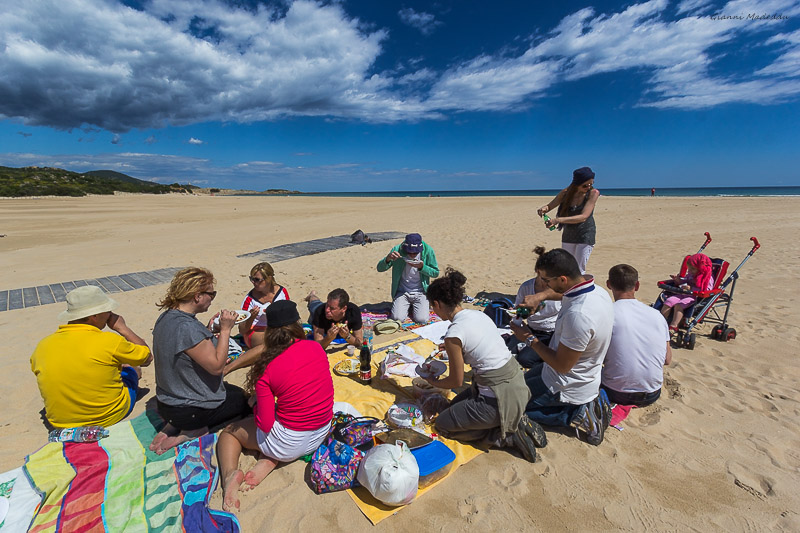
520, 248, 614, 445
601, 264, 672, 406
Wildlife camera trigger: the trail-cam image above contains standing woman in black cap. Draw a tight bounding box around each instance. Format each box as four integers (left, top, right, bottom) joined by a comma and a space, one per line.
537, 167, 600, 274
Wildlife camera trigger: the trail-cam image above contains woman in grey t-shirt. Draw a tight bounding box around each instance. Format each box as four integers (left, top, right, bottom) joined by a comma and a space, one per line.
149, 267, 251, 455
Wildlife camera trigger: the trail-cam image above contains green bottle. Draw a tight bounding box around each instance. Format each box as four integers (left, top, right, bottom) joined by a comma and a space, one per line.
542, 213, 556, 231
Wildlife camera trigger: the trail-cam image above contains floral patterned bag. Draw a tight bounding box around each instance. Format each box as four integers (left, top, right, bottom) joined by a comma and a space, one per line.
332, 416, 380, 447
309, 436, 364, 494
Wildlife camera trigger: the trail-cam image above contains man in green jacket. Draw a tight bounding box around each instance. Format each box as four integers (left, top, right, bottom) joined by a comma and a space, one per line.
376, 233, 439, 324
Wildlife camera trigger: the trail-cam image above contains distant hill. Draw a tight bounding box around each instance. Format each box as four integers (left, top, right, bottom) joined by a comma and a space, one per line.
0, 166, 195, 197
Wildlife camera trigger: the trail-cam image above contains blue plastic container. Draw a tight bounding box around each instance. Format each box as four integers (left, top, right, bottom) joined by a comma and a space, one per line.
411, 440, 456, 488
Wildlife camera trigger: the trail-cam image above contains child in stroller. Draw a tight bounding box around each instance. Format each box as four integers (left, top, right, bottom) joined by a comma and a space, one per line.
660, 253, 714, 335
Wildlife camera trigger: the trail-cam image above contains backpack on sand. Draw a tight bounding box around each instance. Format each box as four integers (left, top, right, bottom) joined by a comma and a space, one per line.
484, 297, 514, 327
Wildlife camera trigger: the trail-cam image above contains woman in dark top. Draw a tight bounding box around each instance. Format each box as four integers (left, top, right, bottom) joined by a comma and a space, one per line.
149, 267, 252, 454
537, 167, 600, 274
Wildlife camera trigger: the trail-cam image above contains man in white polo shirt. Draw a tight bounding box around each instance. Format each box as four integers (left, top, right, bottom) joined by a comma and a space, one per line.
520, 248, 614, 445
601, 264, 672, 406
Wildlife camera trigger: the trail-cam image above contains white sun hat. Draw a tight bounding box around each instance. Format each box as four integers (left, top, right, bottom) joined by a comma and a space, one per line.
58, 285, 119, 322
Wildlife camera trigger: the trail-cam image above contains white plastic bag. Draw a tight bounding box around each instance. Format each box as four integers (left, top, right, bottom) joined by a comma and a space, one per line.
356, 441, 419, 506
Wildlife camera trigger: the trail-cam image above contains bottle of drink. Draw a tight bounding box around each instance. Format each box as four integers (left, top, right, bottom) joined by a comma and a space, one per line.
48, 426, 110, 443
363, 317, 374, 346
359, 340, 372, 385
542, 213, 557, 231
515, 306, 531, 319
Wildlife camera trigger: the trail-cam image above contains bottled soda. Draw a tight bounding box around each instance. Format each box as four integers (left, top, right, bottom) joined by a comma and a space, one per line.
49, 426, 109, 443
515, 306, 531, 319
359, 340, 372, 385
542, 213, 557, 231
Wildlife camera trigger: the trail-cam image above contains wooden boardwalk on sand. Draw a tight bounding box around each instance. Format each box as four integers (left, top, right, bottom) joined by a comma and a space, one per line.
1, 232, 406, 312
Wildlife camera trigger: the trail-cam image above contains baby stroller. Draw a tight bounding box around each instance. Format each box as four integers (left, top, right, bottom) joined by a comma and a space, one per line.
653, 233, 760, 350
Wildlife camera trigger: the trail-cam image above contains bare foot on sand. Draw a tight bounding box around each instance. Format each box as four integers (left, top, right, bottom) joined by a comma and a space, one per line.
149, 423, 179, 452
154, 427, 208, 455
222, 470, 244, 512
303, 290, 318, 303
242, 457, 278, 490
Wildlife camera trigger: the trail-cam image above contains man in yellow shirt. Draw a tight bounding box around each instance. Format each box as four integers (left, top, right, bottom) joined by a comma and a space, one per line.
31, 285, 153, 428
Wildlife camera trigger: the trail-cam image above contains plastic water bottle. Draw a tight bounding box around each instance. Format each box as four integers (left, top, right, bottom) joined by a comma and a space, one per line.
542, 213, 557, 231
363, 317, 374, 346
48, 426, 109, 443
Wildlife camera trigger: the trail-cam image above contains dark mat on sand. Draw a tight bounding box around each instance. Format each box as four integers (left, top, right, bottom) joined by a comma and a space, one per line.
237, 231, 406, 262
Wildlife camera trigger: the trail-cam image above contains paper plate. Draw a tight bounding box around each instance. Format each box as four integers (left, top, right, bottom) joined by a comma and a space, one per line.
0, 498, 8, 525
333, 358, 360, 375
415, 360, 447, 379
213, 310, 251, 326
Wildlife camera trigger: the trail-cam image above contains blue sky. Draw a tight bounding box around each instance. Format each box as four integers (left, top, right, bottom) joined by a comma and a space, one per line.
1, 0, 799, 191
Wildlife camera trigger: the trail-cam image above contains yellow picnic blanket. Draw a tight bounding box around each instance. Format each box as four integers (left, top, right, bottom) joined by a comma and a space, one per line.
328, 333, 484, 525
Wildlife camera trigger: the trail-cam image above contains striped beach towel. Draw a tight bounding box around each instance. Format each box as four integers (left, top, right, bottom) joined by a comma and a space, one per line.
21, 413, 239, 532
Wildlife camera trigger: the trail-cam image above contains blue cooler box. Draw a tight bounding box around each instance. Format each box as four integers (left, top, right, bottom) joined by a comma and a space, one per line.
411, 440, 456, 488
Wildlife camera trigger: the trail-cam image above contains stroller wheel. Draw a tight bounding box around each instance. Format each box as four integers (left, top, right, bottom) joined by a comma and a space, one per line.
711, 325, 724, 340
685, 333, 696, 350
723, 328, 736, 342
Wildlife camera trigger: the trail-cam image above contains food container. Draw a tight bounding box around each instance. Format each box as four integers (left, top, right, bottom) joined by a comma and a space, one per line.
386, 403, 424, 429
411, 377, 448, 399
411, 440, 456, 488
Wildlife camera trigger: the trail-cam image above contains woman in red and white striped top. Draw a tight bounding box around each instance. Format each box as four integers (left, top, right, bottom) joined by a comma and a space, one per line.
238, 262, 290, 349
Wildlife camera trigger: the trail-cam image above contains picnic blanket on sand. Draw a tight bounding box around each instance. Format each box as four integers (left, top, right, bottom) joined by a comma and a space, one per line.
5, 413, 239, 532
330, 333, 484, 525
361, 311, 441, 331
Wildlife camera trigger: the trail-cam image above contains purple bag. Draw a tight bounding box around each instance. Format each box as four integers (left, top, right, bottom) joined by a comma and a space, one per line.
309, 436, 364, 494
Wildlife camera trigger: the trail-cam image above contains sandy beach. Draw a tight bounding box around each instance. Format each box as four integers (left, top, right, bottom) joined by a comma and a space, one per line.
1, 194, 798, 532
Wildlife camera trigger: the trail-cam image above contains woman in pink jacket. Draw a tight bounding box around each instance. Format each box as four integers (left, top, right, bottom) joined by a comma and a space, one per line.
217, 300, 334, 512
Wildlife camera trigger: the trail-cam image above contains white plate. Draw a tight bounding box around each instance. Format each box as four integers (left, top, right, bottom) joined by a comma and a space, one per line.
333, 358, 360, 375
0, 498, 8, 525
415, 360, 447, 379
213, 310, 251, 326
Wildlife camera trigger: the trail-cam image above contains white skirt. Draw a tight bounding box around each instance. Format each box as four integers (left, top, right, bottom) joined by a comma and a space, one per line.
257, 419, 330, 462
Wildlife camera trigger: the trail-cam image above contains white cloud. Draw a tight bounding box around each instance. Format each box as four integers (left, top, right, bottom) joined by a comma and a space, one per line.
188, 137, 205, 145
111, 134, 122, 144
676, 0, 715, 15
398, 8, 440, 35
0, 0, 799, 132
0, 0, 430, 130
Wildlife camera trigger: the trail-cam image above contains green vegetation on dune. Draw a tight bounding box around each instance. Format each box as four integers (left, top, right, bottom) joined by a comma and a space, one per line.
0, 166, 195, 197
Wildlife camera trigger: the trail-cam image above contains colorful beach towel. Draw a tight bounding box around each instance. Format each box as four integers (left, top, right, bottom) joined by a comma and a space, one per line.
361, 311, 442, 331
18, 413, 239, 533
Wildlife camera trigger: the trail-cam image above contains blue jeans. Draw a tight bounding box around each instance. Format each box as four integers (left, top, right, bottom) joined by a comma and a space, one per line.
524, 363, 578, 428
308, 299, 324, 323
121, 366, 140, 417
505, 329, 553, 369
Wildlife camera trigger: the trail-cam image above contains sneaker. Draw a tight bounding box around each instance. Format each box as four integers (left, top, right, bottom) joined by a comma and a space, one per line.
518, 415, 547, 448
570, 401, 605, 446
511, 431, 537, 463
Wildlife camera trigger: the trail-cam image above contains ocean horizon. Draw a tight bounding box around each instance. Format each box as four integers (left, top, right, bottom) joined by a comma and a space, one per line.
239, 186, 800, 198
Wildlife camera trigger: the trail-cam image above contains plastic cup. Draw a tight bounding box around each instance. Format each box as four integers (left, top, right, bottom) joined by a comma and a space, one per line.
347, 345, 355, 356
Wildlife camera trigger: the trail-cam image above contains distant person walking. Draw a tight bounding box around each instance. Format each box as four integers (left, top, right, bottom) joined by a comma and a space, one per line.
537, 167, 600, 274
651, 187, 656, 197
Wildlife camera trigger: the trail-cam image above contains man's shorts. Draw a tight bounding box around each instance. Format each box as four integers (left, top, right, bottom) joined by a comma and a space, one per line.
121, 366, 140, 417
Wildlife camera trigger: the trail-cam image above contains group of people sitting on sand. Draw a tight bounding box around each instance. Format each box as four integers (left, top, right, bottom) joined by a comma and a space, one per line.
29, 182, 680, 509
